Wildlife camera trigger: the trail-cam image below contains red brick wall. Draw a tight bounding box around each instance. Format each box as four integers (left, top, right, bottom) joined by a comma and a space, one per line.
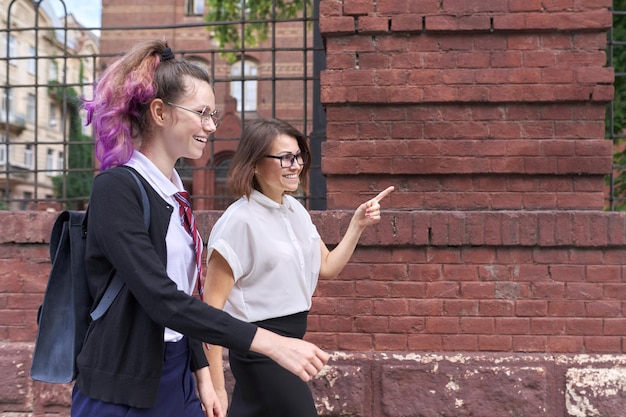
3, 0, 626, 415
320, 0, 613, 212
307, 210, 626, 354
4, 209, 626, 416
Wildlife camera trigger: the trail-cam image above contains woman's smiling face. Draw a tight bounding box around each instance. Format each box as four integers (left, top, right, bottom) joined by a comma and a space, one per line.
255, 133, 303, 204
165, 76, 217, 161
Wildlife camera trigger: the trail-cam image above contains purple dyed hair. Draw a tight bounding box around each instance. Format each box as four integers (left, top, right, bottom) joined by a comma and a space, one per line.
83, 39, 211, 171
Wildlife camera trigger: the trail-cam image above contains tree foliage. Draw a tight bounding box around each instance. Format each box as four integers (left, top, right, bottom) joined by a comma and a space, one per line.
608, 0, 626, 210
205, 0, 312, 63
50, 82, 93, 210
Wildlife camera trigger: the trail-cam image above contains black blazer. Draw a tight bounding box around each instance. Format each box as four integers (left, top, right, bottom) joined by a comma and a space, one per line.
76, 166, 257, 408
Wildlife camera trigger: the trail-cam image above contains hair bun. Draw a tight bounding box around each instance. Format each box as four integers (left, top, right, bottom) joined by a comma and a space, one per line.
160, 47, 175, 62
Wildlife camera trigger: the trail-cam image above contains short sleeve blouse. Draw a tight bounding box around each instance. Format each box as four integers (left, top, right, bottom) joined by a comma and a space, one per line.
207, 190, 321, 323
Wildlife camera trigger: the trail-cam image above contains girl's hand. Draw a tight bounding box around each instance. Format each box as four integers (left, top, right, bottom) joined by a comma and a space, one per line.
250, 328, 330, 382
196, 368, 224, 417
214, 386, 229, 417
354, 186, 394, 227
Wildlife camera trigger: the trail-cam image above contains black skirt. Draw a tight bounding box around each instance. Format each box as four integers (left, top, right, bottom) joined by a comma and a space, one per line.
228, 311, 318, 417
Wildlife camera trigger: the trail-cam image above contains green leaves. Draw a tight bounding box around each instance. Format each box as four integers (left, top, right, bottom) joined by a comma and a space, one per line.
205, 0, 311, 63
607, 1, 626, 209
51, 84, 93, 210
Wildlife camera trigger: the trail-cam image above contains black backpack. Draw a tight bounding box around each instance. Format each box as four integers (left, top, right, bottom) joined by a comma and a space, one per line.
30, 168, 149, 383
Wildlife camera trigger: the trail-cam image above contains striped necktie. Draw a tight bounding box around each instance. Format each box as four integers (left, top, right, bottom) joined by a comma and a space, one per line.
173, 191, 203, 300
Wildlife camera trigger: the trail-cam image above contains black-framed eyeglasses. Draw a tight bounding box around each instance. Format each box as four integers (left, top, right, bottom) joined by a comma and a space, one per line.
265, 152, 308, 168
167, 102, 221, 127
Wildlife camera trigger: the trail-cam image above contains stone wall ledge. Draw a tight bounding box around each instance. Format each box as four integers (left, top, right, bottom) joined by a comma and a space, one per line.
4, 210, 626, 248
6, 342, 626, 417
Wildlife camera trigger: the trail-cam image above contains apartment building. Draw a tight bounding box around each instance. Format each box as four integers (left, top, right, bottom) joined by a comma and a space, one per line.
0, 0, 98, 210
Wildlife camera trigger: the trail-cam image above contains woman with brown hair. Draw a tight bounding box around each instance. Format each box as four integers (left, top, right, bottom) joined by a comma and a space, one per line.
204, 118, 393, 416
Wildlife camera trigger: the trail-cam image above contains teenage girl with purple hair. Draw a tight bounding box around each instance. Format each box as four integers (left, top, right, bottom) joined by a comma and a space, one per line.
71, 39, 328, 417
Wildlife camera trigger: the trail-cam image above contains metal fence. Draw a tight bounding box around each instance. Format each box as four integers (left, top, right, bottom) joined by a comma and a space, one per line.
0, 0, 326, 211
4, 1, 624, 212
607, 2, 625, 210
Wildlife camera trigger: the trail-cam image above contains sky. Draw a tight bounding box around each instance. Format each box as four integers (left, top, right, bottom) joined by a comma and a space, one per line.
49, 0, 102, 29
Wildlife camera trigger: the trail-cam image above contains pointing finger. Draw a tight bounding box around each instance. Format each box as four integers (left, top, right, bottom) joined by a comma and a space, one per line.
373, 186, 394, 203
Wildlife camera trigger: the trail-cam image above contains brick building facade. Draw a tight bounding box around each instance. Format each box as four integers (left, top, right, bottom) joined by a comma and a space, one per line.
98, 0, 316, 210
2, 0, 625, 416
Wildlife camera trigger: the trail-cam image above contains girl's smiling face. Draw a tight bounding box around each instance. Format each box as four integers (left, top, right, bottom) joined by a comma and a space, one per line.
165, 76, 217, 161
255, 133, 303, 204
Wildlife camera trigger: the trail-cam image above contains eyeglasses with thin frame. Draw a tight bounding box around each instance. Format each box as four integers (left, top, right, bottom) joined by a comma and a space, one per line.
167, 102, 221, 127
265, 152, 308, 168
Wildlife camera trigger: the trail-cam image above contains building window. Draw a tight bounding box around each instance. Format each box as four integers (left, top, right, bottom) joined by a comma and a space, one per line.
231, 59, 258, 113
49, 103, 57, 128
57, 151, 64, 174
186, 0, 204, 15
0, 135, 6, 164
27, 94, 35, 123
8, 35, 16, 65
49, 60, 58, 81
46, 149, 54, 173
28, 46, 36, 74
2, 88, 13, 112
24, 144, 33, 168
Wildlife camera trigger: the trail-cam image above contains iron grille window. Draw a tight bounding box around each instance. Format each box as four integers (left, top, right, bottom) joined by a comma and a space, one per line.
186, 0, 204, 16
0, 0, 326, 211
231, 59, 258, 113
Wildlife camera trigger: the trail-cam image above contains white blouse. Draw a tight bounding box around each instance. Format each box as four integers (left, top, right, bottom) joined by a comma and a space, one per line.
207, 190, 321, 323
126, 151, 198, 342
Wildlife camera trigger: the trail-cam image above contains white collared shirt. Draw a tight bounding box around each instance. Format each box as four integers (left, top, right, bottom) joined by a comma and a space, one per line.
207, 190, 321, 323
126, 151, 198, 342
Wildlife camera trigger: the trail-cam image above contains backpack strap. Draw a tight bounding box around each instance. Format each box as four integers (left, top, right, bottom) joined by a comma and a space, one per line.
48, 210, 71, 261
90, 168, 150, 321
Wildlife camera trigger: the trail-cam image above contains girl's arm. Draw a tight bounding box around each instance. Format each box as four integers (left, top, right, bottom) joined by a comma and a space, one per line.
203, 250, 236, 414
194, 366, 223, 417
319, 186, 394, 279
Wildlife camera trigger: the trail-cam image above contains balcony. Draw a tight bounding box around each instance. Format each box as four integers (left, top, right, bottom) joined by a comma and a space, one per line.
0, 163, 31, 185
0, 111, 26, 134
